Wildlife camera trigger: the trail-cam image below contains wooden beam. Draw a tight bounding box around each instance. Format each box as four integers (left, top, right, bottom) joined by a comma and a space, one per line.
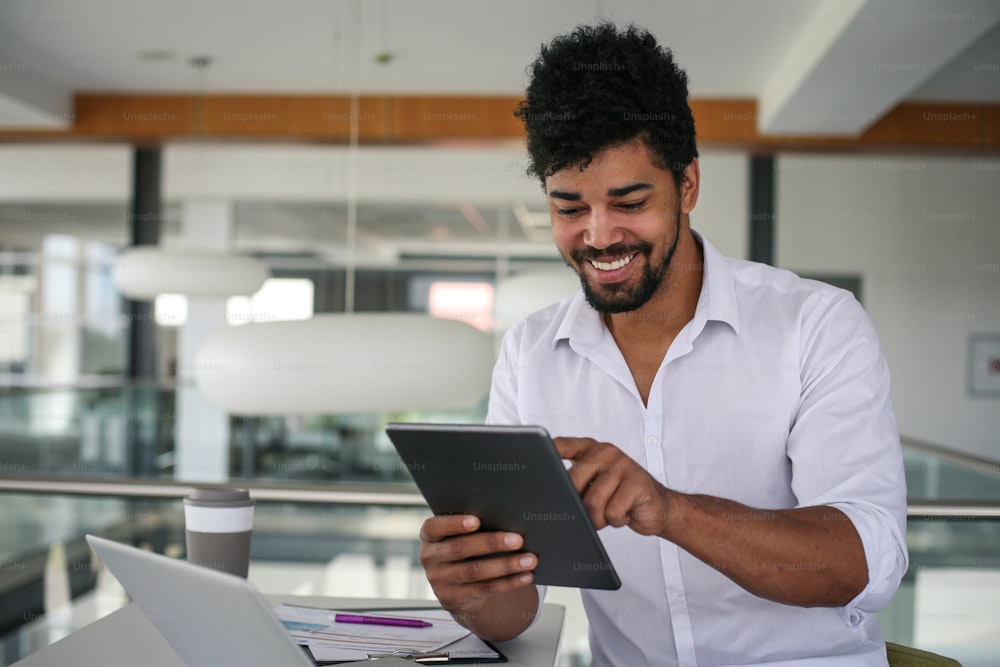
689, 99, 1000, 153
1, 94, 996, 152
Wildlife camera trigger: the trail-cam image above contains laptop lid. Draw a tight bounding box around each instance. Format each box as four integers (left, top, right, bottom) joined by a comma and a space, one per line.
86, 534, 315, 667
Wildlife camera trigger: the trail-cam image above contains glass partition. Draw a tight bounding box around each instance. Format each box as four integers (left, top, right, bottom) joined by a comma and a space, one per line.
904, 439, 1000, 503
3, 434, 999, 666
0, 381, 486, 484
880, 516, 1000, 667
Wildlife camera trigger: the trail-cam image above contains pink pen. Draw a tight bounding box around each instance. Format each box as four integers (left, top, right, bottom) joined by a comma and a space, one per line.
334, 613, 433, 628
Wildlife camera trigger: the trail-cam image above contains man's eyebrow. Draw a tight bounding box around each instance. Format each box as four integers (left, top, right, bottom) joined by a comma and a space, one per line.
548, 190, 581, 201
548, 182, 653, 201
608, 182, 653, 197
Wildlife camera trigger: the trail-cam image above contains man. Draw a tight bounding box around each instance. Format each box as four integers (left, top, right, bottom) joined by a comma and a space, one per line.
419, 23, 908, 666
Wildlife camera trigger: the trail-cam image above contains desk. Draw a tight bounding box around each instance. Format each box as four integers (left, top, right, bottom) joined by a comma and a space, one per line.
13, 595, 565, 666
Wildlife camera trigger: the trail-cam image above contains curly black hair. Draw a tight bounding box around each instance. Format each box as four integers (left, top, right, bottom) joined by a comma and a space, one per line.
516, 23, 698, 190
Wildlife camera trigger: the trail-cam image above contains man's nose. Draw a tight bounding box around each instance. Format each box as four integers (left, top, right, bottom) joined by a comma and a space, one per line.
582, 208, 625, 250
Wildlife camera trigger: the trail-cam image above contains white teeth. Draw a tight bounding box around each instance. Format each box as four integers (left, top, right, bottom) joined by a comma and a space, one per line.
590, 253, 636, 271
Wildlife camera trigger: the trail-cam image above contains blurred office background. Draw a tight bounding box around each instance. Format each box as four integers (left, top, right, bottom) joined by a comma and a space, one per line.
1, 1, 999, 665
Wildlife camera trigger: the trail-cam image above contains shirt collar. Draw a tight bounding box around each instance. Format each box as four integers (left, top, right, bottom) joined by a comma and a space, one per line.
694, 231, 741, 335
552, 231, 741, 349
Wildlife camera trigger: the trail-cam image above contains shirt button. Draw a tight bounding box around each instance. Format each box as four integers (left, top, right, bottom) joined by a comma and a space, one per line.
647, 435, 659, 446
669, 588, 681, 597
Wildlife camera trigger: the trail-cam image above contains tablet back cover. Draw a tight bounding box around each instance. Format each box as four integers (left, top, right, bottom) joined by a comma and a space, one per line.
386, 423, 621, 590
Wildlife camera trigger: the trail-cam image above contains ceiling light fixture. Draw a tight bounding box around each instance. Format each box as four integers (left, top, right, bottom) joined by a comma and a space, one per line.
113, 247, 268, 299
112, 55, 271, 300
194, 314, 495, 414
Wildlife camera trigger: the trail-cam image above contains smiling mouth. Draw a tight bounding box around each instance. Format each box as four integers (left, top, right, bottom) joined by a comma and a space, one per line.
588, 253, 637, 272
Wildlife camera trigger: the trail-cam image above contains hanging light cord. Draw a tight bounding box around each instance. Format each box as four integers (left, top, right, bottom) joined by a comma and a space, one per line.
343, 0, 362, 314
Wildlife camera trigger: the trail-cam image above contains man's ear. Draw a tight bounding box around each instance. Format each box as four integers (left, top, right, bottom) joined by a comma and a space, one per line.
679, 159, 700, 215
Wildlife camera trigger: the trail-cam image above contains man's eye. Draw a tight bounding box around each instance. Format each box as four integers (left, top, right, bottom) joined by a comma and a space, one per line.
619, 201, 646, 211
557, 208, 583, 217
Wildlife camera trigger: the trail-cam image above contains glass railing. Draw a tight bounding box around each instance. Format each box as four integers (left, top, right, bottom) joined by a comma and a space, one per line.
0, 380, 172, 479
0, 380, 486, 484
903, 438, 1000, 504
2, 491, 997, 666
1, 381, 998, 666
4, 382, 997, 501
886, 439, 1000, 665
879, 516, 1000, 667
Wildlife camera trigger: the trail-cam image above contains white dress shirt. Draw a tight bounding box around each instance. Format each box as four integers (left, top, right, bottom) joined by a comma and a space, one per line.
486, 233, 908, 666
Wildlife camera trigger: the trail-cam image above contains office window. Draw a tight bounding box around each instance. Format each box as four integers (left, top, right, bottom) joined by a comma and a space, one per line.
155, 294, 187, 327
0, 275, 34, 366
427, 281, 494, 331
227, 278, 315, 326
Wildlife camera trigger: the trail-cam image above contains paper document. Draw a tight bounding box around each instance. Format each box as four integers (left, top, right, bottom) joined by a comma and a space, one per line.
309, 633, 501, 663
274, 604, 488, 662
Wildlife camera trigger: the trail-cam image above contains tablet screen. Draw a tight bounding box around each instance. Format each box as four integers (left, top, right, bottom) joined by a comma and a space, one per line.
385, 422, 621, 590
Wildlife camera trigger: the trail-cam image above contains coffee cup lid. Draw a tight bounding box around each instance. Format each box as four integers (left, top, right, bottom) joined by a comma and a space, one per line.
184, 487, 254, 507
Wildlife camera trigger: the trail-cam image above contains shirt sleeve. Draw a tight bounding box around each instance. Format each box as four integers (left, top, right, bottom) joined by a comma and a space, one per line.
486, 324, 521, 426
786, 290, 909, 625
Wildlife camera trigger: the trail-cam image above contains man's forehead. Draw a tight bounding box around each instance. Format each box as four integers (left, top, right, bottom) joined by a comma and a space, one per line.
544, 147, 667, 196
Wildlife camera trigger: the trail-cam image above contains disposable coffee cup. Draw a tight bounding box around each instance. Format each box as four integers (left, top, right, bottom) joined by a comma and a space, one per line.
183, 487, 255, 578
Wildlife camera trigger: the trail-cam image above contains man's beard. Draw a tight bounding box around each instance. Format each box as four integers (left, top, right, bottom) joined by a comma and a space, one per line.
567, 207, 682, 315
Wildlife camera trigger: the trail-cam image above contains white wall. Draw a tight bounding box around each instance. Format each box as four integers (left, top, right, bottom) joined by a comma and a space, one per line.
0, 144, 131, 201
690, 151, 749, 260
777, 155, 1000, 462
0, 143, 544, 204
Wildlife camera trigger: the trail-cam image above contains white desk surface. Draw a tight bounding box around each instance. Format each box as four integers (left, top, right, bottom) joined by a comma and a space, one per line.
13, 595, 565, 666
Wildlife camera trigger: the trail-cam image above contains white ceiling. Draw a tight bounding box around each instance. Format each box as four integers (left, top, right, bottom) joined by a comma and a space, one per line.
1, 1, 997, 264
1, 0, 999, 132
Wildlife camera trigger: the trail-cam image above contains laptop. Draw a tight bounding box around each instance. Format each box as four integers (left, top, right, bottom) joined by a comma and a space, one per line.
85, 534, 414, 666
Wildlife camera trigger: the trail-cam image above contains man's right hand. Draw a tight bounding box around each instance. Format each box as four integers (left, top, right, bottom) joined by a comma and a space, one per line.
418, 514, 539, 641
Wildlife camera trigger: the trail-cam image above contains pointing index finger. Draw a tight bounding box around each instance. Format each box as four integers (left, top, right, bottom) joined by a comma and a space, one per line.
554, 436, 591, 461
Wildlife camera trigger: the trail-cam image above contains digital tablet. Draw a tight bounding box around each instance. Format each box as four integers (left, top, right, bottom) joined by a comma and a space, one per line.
385, 422, 621, 590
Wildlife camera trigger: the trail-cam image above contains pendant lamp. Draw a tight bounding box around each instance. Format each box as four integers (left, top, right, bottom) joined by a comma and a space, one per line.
193, 313, 494, 414
113, 247, 269, 299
